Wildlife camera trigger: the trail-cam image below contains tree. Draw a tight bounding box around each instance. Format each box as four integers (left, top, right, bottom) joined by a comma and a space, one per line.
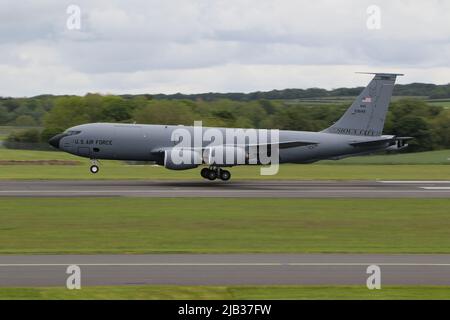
431, 109, 450, 148
0, 106, 10, 124
41, 127, 64, 142
391, 115, 434, 152
4, 128, 43, 150
44, 96, 90, 130
272, 107, 316, 131
101, 96, 132, 122
15, 115, 37, 127
258, 100, 276, 115
133, 100, 195, 125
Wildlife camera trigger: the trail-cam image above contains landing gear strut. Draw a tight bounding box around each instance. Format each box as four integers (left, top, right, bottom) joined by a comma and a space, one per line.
90, 160, 99, 174
200, 166, 231, 181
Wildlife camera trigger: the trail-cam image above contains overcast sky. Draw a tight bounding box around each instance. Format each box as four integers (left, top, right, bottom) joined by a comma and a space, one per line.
0, 0, 449, 97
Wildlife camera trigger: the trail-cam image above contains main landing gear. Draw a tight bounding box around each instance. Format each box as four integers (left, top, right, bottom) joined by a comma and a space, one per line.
200, 166, 231, 181
89, 160, 99, 174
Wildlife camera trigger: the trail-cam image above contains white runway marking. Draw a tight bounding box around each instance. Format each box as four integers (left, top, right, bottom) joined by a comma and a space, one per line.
1, 180, 449, 198
0, 189, 447, 194
379, 181, 450, 184
3, 254, 450, 285
421, 187, 450, 190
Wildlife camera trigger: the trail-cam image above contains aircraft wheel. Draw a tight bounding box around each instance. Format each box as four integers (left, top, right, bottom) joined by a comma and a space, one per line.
200, 168, 209, 179
90, 165, 99, 174
206, 169, 217, 180
219, 170, 231, 181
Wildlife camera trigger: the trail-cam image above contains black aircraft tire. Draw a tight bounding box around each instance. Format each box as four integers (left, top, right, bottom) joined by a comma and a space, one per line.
90, 165, 99, 174
220, 170, 231, 181
200, 168, 209, 179
207, 170, 217, 180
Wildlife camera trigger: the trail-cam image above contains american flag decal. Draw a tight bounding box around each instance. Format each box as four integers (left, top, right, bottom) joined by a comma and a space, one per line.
362, 96, 372, 103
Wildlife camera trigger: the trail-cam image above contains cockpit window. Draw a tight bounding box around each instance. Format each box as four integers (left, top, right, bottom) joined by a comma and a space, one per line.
65, 130, 82, 136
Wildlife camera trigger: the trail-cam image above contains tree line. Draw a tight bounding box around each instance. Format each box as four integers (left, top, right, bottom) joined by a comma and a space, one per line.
152, 82, 450, 101
2, 93, 449, 153
1, 82, 449, 126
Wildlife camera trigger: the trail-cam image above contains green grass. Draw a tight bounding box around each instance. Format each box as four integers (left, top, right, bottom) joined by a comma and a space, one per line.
0, 148, 76, 161
0, 149, 448, 180
427, 100, 450, 108
0, 198, 449, 254
321, 149, 450, 165
1, 285, 450, 300
0, 163, 448, 180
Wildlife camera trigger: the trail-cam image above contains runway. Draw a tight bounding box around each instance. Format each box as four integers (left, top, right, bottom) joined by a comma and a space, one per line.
0, 180, 449, 197
2, 254, 450, 287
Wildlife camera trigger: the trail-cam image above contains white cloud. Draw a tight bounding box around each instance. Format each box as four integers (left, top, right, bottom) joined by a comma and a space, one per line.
0, 0, 448, 96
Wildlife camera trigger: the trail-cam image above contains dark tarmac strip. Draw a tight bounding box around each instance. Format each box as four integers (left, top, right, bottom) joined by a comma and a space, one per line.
0, 180, 449, 197
1, 254, 450, 287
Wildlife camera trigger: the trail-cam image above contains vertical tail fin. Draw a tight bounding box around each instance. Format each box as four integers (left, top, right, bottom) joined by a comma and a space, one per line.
323, 72, 403, 136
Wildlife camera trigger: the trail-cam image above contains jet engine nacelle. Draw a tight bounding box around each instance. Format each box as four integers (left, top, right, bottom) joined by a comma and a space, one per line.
203, 145, 251, 166
164, 149, 201, 170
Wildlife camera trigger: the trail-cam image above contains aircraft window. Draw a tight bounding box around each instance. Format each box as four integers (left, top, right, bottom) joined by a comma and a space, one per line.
65, 130, 81, 136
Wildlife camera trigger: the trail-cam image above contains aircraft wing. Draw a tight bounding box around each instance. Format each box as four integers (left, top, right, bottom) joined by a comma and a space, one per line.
244, 140, 319, 149
150, 140, 319, 168
152, 140, 319, 153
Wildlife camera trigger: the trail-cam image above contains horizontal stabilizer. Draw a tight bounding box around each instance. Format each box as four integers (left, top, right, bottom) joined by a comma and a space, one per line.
350, 136, 413, 148
394, 136, 414, 141
355, 72, 404, 77
349, 139, 393, 147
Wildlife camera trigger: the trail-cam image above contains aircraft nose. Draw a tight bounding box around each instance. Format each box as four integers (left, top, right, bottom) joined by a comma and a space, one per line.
48, 133, 65, 149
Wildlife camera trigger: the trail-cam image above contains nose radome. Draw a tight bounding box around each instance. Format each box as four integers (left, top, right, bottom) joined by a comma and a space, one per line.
48, 133, 64, 149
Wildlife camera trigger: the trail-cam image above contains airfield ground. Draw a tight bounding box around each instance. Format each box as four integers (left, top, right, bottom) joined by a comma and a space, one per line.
1, 163, 448, 180
0, 149, 448, 180
0, 148, 449, 299
0, 198, 449, 254
2, 285, 450, 300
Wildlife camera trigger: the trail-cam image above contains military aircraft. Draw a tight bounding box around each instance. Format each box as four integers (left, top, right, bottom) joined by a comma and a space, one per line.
49, 72, 411, 181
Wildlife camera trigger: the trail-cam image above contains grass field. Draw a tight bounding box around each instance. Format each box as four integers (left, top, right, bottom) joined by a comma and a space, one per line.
1, 285, 450, 300
427, 100, 450, 108
0, 164, 448, 180
0, 148, 448, 180
0, 198, 448, 254
322, 149, 450, 165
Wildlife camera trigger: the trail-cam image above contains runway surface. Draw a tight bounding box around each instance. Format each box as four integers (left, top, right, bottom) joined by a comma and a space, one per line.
2, 254, 450, 287
0, 180, 449, 197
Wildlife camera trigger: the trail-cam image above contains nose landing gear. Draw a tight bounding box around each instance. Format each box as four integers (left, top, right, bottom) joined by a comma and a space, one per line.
90, 160, 99, 174
201, 166, 231, 181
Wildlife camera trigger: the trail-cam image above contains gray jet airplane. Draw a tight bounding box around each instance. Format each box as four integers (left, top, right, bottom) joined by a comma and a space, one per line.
49, 73, 411, 181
